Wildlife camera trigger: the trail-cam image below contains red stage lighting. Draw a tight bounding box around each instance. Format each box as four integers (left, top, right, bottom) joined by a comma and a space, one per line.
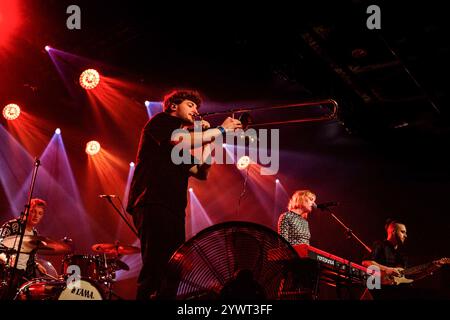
85, 141, 101, 156
236, 156, 251, 170
0, 1, 20, 48
79, 69, 100, 90
2, 104, 21, 120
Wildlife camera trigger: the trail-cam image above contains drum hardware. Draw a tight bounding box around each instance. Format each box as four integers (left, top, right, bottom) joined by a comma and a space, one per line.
15, 277, 106, 300
5, 159, 41, 294
91, 241, 140, 256
1, 235, 72, 255
1, 237, 135, 300
0, 234, 71, 300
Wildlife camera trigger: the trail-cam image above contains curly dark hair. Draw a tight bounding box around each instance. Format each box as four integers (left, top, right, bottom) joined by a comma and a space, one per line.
163, 90, 202, 113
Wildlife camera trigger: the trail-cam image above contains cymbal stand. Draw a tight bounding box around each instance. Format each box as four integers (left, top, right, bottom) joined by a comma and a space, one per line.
5, 158, 41, 299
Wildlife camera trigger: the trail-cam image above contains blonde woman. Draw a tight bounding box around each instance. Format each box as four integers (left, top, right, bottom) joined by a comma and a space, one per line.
278, 190, 317, 245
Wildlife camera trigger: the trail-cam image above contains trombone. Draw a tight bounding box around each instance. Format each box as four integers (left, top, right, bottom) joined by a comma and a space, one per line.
198, 99, 338, 127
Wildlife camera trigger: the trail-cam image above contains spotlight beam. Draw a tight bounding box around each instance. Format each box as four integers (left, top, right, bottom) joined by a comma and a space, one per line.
188, 189, 213, 239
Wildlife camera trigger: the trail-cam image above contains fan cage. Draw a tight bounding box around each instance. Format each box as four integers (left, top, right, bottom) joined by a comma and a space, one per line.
160, 221, 314, 300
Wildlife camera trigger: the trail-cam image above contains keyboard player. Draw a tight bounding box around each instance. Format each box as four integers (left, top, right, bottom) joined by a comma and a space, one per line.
277, 189, 318, 299
278, 189, 317, 246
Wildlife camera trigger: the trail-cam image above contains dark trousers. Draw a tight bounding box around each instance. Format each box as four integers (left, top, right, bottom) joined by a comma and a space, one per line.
132, 205, 185, 300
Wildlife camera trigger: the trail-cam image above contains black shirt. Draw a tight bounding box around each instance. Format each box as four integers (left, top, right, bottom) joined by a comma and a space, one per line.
365, 240, 407, 268
127, 112, 195, 215
364, 240, 415, 300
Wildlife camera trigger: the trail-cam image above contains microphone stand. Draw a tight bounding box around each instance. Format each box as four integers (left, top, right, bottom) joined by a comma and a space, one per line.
101, 196, 139, 238
322, 207, 373, 301
6, 158, 41, 298
324, 207, 372, 253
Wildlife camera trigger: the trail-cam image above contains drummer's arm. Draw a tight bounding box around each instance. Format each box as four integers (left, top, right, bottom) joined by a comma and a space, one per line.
0, 225, 12, 264
0, 252, 16, 267
35, 261, 47, 275
0, 253, 7, 264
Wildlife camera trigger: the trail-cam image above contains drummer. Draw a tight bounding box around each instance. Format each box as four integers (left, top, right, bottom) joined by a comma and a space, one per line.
0, 198, 48, 279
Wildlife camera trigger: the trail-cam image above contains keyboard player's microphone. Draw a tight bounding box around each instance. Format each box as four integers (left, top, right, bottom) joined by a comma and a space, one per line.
313, 202, 339, 210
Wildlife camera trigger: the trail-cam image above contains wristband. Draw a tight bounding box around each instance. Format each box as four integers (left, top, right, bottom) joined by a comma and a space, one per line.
217, 126, 226, 136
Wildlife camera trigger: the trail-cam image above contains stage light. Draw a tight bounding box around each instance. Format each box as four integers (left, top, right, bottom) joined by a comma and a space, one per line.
45, 45, 51, 52
144, 101, 150, 107
275, 179, 280, 184
222, 143, 227, 147
85, 140, 101, 156
189, 187, 193, 192
79, 69, 100, 90
2, 104, 21, 120
236, 156, 251, 170
55, 128, 61, 135
129, 162, 135, 167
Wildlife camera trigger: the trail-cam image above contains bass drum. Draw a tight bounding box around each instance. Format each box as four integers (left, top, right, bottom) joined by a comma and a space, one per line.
15, 277, 106, 300
61, 254, 103, 280
58, 278, 105, 300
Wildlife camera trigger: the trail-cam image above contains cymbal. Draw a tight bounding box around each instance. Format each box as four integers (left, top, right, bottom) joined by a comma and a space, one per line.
106, 258, 130, 271
1, 235, 72, 255
92, 242, 140, 255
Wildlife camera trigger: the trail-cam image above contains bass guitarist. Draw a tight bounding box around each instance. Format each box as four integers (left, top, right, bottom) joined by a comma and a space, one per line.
362, 219, 448, 299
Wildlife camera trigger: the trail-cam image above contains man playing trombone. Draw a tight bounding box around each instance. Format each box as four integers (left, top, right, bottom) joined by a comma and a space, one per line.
127, 89, 242, 300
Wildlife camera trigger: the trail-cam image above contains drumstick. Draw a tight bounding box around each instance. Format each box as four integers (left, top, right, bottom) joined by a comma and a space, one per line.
40, 270, 60, 281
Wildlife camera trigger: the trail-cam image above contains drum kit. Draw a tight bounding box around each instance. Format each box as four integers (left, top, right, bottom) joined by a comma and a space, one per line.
0, 235, 139, 300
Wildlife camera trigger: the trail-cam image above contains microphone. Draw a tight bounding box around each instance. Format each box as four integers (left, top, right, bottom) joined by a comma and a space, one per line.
313, 201, 339, 210
192, 112, 202, 121
99, 194, 117, 198
198, 111, 215, 117
238, 112, 253, 130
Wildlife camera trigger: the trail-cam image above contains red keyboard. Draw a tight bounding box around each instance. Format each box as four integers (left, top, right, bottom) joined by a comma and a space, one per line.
293, 244, 372, 285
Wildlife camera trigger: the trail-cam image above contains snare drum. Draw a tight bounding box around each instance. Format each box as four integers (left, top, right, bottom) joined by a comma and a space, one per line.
15, 277, 105, 300
15, 278, 64, 300
62, 255, 103, 280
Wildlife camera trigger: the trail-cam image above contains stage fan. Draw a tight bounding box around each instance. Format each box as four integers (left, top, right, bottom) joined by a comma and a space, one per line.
159, 221, 317, 300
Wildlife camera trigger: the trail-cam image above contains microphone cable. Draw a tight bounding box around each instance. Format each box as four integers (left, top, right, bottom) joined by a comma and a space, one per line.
236, 166, 250, 215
